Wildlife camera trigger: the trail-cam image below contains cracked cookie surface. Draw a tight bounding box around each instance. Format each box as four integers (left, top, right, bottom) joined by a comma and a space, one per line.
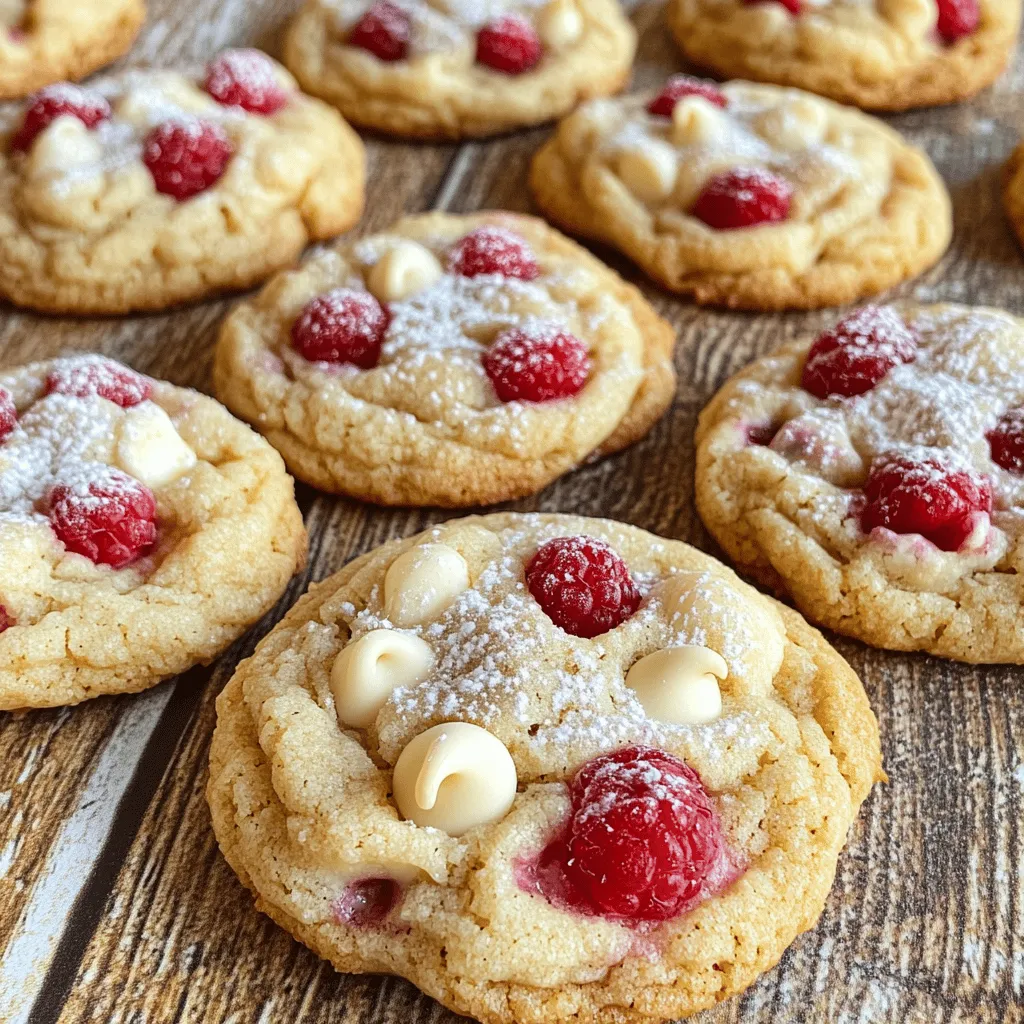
0, 0, 145, 100
696, 302, 1024, 663
0, 355, 307, 710
213, 211, 677, 507
530, 78, 951, 310
665, 0, 1019, 111
208, 511, 881, 1024
0, 53, 366, 314
283, 0, 636, 139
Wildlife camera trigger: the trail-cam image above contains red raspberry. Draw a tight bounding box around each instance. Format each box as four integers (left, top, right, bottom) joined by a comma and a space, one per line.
862, 454, 991, 552
45, 359, 152, 408
204, 49, 289, 115
291, 289, 390, 368
48, 472, 158, 569
333, 877, 401, 928
143, 120, 233, 201
483, 328, 590, 403
0, 387, 17, 442
743, 0, 801, 12
0, 606, 10, 634
526, 536, 641, 638
11, 83, 111, 153
448, 226, 539, 281
936, 0, 979, 41
476, 15, 542, 75
801, 306, 919, 399
987, 408, 1024, 474
647, 75, 727, 117
536, 746, 725, 923
692, 168, 792, 230
349, 1, 410, 62
745, 422, 777, 447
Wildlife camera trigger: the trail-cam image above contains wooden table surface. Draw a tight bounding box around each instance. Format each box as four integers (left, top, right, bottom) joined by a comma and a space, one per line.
1, 1, 1023, 1022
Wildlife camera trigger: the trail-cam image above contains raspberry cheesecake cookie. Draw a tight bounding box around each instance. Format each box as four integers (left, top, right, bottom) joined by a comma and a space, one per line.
530, 77, 951, 310
0, 355, 307, 710
209, 513, 881, 1023
0, 0, 144, 100
213, 211, 677, 507
282, 0, 636, 139
696, 303, 1024, 663
0, 49, 366, 314
666, 0, 1018, 111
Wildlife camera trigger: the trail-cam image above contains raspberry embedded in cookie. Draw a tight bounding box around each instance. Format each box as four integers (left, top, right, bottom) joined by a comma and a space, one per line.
862, 454, 992, 552
348, 1, 410, 62
11, 84, 111, 153
988, 408, 1024, 474
291, 289, 390, 368
743, 0, 802, 13
143, 120, 234, 201
45, 360, 153, 408
333, 877, 402, 928
0, 387, 17, 442
483, 327, 590, 403
204, 49, 290, 115
745, 422, 777, 447
47, 471, 158, 569
691, 168, 793, 230
476, 15, 543, 75
448, 227, 540, 281
0, 606, 10, 634
526, 536, 640, 638
801, 306, 919, 399
647, 75, 727, 116
526, 746, 727, 923
937, 0, 980, 42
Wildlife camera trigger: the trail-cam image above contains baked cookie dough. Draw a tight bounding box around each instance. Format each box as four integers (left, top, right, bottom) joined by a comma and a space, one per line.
208, 512, 882, 1024
1002, 142, 1024, 252
213, 211, 677, 507
530, 77, 951, 310
0, 49, 366, 314
696, 302, 1024, 663
666, 0, 1019, 112
282, 0, 636, 139
0, 0, 145, 100
0, 355, 307, 710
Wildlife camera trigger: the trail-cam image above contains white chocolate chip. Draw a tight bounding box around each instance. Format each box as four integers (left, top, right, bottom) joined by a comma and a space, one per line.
671, 95, 728, 148
116, 403, 196, 489
392, 722, 517, 836
25, 117, 103, 176
383, 543, 469, 628
537, 0, 583, 48
616, 140, 678, 203
754, 97, 828, 151
331, 629, 434, 730
626, 646, 726, 726
880, 0, 938, 35
368, 241, 443, 303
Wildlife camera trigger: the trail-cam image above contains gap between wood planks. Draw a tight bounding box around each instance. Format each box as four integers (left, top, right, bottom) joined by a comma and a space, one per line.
0, 145, 478, 1024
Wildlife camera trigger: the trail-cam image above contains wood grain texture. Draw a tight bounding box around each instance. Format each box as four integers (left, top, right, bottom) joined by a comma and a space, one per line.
1, 0, 1023, 1022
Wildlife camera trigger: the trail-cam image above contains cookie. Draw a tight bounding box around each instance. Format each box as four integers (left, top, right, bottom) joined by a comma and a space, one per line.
666, 0, 1019, 111
530, 77, 952, 311
213, 211, 677, 507
696, 302, 1024, 664
208, 512, 882, 1024
1002, 142, 1024, 252
0, 0, 145, 100
0, 49, 366, 314
282, 0, 636, 139
0, 355, 307, 710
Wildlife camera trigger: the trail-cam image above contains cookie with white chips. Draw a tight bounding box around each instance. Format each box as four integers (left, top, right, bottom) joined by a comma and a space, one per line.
0, 49, 365, 314
666, 0, 1018, 112
208, 512, 882, 1024
530, 76, 951, 310
282, 0, 636, 139
697, 302, 1024, 663
0, 0, 144, 100
0, 355, 307, 710
213, 211, 677, 507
